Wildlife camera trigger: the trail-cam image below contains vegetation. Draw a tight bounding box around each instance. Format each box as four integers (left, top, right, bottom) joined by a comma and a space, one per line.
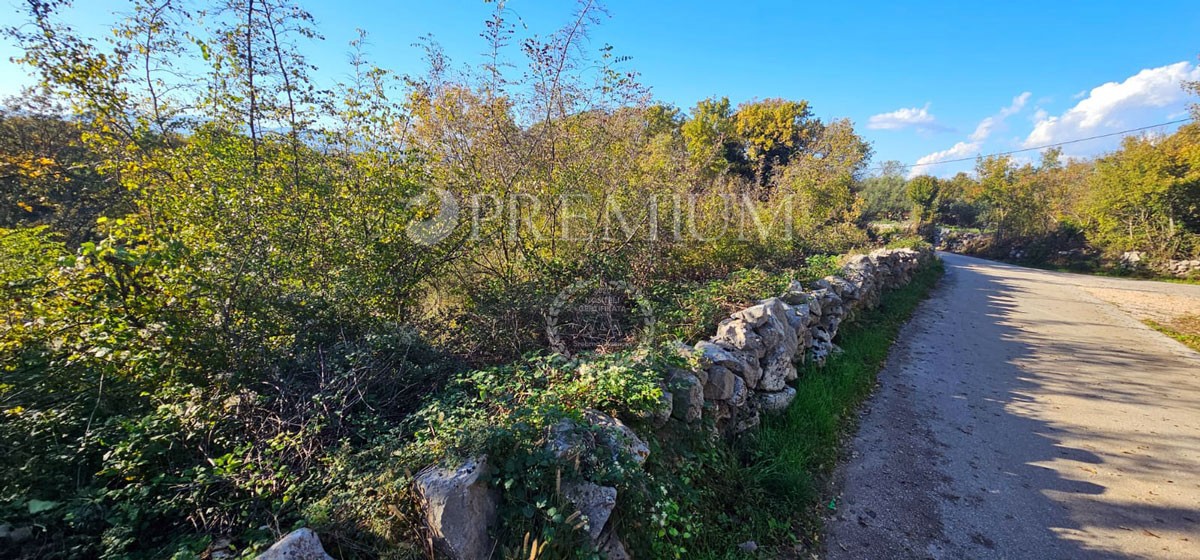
914, 126, 1199, 267
0, 0, 912, 558
1145, 315, 1200, 353
857, 82, 1200, 270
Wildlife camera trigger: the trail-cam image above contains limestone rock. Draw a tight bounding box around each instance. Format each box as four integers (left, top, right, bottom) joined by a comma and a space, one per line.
714, 318, 766, 358
704, 366, 737, 401
598, 527, 631, 560
759, 346, 796, 392
695, 341, 762, 388
669, 370, 704, 423
257, 528, 333, 560
415, 457, 499, 560
729, 375, 748, 408
754, 386, 797, 414
584, 410, 651, 465
563, 481, 617, 542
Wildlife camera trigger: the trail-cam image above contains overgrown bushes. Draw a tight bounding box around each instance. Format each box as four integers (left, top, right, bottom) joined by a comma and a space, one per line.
0, 0, 905, 557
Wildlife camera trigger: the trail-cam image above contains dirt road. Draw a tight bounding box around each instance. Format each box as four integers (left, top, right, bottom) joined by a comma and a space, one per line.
826, 253, 1200, 559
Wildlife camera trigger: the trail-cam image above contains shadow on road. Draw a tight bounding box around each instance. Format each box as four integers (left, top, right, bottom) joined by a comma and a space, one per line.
829, 253, 1200, 559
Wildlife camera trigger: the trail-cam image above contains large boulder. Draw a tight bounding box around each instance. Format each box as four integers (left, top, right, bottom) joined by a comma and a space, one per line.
257, 529, 333, 560
415, 457, 499, 560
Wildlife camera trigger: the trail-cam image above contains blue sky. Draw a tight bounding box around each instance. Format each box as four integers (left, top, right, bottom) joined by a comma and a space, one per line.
2, 0, 1199, 177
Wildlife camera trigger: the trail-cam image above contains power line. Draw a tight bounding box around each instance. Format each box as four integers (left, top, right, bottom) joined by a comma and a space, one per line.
877, 117, 1193, 173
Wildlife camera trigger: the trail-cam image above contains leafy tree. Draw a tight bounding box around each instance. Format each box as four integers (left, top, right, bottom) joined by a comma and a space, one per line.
0, 92, 128, 244
681, 96, 737, 178
858, 161, 910, 221
733, 98, 814, 184
906, 174, 940, 224
1087, 127, 1200, 256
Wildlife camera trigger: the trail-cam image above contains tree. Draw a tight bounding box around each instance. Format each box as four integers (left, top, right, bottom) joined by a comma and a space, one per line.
906, 175, 940, 223
0, 92, 128, 244
858, 161, 909, 221
681, 96, 736, 178
1087, 128, 1200, 257
733, 98, 814, 184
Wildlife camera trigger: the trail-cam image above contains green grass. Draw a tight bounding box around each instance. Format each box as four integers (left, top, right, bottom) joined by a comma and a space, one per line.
682, 260, 945, 558
1144, 318, 1200, 353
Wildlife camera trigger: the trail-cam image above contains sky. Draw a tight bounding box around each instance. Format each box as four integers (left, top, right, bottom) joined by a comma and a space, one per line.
2, 0, 1199, 177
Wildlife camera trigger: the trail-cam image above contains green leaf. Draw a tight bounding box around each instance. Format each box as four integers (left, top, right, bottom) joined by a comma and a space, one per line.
28, 499, 61, 514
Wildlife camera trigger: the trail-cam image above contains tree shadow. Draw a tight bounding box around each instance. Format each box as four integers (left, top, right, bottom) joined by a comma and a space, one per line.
902, 254, 1200, 558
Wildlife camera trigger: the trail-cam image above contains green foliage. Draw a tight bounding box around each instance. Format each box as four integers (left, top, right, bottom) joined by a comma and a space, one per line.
398, 349, 674, 555
0, 92, 129, 245
858, 161, 910, 221
906, 174, 940, 223
1087, 126, 1200, 257
650, 256, 841, 343
0, 0, 890, 557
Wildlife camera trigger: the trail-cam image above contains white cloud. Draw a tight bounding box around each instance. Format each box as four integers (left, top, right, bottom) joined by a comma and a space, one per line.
969, 92, 1030, 142
907, 92, 1031, 177
867, 103, 946, 132
1024, 62, 1200, 148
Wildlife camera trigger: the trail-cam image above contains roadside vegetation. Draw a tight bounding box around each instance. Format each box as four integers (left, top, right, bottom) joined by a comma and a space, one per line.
1144, 315, 1200, 353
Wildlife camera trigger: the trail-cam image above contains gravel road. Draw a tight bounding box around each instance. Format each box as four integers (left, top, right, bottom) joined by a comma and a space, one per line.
825, 253, 1200, 559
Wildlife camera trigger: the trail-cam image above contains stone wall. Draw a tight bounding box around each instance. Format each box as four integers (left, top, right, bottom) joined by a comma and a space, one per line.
1163, 258, 1200, 278
269, 247, 936, 560
674, 247, 933, 437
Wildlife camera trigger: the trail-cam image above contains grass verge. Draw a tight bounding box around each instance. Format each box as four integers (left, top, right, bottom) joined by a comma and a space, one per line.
1144, 317, 1200, 353
681, 259, 945, 558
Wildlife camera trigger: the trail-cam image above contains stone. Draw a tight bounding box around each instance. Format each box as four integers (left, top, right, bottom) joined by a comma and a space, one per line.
598, 527, 631, 560
807, 293, 822, 317
704, 366, 737, 400
257, 528, 333, 560
731, 301, 774, 327
0, 524, 33, 544
584, 410, 650, 465
714, 318, 766, 358
729, 375, 748, 407
759, 346, 796, 392
781, 279, 808, 305
732, 409, 760, 433
739, 540, 759, 553
632, 387, 673, 428
563, 481, 617, 541
415, 457, 499, 560
669, 371, 704, 423
695, 341, 762, 388
754, 386, 797, 414
784, 302, 810, 332
812, 326, 832, 343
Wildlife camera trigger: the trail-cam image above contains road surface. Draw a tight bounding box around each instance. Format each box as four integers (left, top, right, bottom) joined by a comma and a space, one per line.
826, 253, 1200, 559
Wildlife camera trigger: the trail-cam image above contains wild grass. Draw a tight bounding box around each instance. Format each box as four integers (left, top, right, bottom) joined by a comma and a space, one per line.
1144, 316, 1200, 353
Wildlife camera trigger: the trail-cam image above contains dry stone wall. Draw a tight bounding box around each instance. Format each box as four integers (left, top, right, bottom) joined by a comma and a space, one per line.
675, 247, 933, 437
